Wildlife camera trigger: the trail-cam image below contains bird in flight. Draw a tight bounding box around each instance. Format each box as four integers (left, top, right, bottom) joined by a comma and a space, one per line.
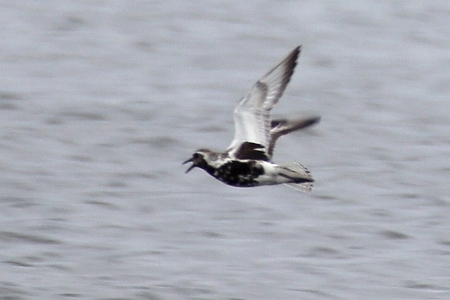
183, 46, 320, 191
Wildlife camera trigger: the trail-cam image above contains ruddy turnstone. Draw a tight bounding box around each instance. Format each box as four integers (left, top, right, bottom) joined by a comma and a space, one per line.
184, 46, 320, 191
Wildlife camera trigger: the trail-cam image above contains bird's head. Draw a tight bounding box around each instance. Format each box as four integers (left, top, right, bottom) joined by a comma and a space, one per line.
183, 149, 216, 173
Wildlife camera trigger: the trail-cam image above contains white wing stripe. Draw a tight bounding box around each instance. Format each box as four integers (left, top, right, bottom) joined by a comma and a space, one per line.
227, 46, 301, 158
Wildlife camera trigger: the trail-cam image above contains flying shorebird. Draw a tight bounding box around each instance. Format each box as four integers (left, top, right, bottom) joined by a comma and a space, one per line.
183, 46, 320, 191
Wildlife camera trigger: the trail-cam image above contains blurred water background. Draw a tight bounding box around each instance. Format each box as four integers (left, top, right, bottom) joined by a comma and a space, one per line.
1, 1, 449, 299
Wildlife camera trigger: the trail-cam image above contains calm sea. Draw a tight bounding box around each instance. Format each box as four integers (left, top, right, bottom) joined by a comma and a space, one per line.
1, 1, 449, 299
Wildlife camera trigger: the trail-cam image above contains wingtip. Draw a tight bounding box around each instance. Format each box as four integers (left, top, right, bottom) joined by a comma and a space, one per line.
307, 115, 321, 126
291, 45, 301, 58
283, 46, 301, 80
292, 45, 302, 56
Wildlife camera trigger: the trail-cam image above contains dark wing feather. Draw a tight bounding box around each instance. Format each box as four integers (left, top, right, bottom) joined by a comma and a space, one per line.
234, 142, 270, 161
268, 116, 320, 158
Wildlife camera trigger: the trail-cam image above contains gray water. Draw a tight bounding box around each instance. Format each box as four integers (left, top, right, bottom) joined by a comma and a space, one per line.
1, 1, 449, 299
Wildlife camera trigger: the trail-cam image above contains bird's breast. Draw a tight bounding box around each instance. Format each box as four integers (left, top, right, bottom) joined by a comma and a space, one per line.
208, 160, 265, 187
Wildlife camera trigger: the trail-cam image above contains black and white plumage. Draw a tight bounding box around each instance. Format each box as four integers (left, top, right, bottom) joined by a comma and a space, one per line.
184, 46, 320, 191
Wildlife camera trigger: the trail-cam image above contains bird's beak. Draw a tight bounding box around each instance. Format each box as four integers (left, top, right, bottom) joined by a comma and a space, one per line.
183, 157, 195, 173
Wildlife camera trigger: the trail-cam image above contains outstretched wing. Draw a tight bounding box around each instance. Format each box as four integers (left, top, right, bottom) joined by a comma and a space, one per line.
226, 46, 301, 159
268, 116, 320, 158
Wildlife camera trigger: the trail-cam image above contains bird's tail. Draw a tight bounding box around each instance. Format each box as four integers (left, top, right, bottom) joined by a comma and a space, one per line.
277, 162, 314, 192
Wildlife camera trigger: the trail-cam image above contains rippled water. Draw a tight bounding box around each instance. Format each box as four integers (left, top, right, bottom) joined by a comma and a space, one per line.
1, 1, 449, 299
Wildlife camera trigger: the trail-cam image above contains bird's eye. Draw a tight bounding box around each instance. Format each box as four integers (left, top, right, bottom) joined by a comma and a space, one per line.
193, 153, 200, 159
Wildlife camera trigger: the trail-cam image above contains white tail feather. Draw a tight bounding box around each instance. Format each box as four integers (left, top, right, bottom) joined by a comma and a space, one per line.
284, 182, 313, 192
277, 162, 314, 192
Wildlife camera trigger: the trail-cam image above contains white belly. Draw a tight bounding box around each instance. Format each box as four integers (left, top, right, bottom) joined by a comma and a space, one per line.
255, 161, 313, 186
